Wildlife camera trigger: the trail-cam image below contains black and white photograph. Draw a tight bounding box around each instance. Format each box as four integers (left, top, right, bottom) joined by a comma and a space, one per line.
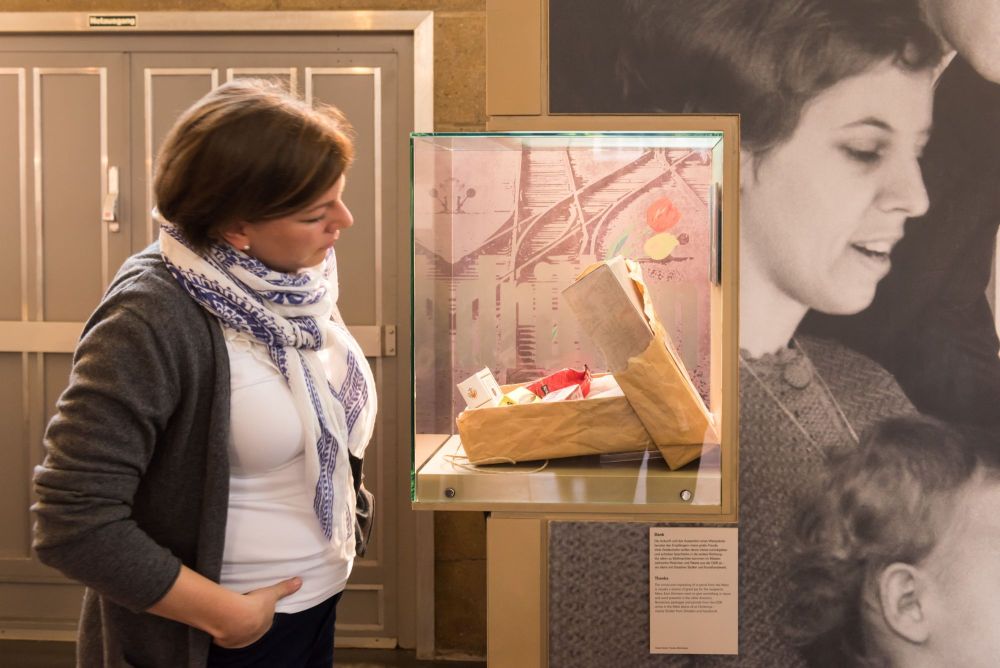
550, 0, 1000, 665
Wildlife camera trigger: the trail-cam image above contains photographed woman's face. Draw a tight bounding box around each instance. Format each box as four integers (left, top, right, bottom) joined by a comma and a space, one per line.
740, 60, 935, 316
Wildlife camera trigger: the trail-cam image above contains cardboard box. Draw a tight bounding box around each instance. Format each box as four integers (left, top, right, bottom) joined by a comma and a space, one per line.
457, 367, 503, 409
456, 375, 656, 464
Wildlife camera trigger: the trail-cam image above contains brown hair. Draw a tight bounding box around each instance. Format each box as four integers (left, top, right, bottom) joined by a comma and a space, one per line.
154, 78, 354, 251
616, 0, 942, 156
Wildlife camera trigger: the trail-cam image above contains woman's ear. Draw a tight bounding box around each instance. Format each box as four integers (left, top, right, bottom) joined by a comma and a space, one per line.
878, 562, 931, 644
217, 220, 251, 251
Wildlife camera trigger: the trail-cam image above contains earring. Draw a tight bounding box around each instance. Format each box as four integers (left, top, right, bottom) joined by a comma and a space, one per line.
242, 245, 250, 252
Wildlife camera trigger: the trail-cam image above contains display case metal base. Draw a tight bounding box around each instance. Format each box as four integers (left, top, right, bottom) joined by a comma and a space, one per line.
414, 435, 721, 514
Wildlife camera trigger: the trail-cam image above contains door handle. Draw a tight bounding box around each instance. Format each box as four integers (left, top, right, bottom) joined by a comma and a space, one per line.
102, 165, 120, 233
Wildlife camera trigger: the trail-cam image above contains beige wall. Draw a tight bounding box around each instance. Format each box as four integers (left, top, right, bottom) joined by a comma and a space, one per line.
6, 0, 489, 658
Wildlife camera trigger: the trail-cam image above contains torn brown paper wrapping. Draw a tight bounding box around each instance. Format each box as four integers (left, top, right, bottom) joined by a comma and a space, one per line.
456, 377, 655, 464
564, 257, 719, 470
618, 327, 717, 469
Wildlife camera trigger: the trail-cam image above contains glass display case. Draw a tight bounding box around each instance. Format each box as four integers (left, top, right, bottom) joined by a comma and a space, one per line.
411, 131, 737, 514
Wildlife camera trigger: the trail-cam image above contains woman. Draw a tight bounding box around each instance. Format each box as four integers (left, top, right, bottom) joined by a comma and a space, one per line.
801, 0, 1000, 429
618, 0, 942, 664
31, 79, 376, 667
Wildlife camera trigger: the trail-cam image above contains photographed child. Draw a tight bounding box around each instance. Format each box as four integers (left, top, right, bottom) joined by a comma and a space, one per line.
787, 416, 1000, 667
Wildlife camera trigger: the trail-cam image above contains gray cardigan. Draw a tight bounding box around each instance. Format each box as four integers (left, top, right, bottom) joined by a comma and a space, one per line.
32, 244, 231, 667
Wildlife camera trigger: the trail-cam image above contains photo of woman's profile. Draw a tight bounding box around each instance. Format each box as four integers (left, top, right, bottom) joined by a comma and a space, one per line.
801, 0, 1000, 428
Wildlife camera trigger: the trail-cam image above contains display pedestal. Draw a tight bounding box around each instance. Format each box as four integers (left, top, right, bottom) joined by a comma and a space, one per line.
416, 438, 726, 666
487, 515, 546, 666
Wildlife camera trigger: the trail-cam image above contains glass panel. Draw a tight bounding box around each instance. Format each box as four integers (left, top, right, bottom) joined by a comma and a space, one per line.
412, 132, 727, 511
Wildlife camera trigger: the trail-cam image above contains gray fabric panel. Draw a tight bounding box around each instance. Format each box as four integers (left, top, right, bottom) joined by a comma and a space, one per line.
548, 521, 694, 668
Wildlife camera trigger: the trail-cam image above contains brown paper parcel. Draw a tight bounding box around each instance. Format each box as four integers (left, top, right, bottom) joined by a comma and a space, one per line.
455, 378, 656, 464
618, 327, 718, 469
563, 257, 719, 470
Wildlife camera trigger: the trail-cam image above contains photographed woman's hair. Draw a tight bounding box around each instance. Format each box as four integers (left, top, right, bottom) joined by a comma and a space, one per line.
154, 78, 354, 250
786, 417, 1000, 667
616, 0, 942, 154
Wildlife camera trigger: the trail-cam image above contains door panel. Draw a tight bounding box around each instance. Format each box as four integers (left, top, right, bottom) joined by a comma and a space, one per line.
39, 67, 113, 319
0, 69, 29, 570
227, 67, 296, 93
307, 64, 397, 330
0, 51, 129, 635
135, 67, 219, 247
0, 352, 27, 558
0, 68, 24, 321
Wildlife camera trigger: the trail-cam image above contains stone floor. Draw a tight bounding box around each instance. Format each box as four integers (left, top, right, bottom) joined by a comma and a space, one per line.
0, 640, 485, 667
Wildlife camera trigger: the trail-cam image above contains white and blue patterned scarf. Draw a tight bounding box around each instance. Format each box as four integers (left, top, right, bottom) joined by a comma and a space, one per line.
157, 212, 377, 550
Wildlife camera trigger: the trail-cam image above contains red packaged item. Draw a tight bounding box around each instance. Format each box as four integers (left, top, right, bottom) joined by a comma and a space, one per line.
526, 366, 591, 399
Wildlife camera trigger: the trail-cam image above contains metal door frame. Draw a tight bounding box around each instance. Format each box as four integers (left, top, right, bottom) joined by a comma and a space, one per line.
0, 10, 435, 657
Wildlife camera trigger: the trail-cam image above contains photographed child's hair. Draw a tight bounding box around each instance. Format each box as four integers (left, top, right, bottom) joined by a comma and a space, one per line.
786, 416, 999, 667
154, 78, 354, 251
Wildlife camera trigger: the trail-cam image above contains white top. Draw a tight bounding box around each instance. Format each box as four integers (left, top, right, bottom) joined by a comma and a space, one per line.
219, 328, 351, 613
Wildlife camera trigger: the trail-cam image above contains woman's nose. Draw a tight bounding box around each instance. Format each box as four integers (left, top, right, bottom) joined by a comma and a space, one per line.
878, 156, 929, 218
330, 204, 354, 230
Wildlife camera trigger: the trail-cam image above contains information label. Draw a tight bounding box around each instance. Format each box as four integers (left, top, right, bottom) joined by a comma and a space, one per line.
649, 527, 738, 654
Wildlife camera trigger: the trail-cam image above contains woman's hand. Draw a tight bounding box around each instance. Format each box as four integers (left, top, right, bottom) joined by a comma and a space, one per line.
146, 565, 302, 647
211, 577, 303, 648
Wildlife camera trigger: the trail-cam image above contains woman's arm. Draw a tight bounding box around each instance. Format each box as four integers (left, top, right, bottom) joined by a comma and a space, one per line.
33, 286, 305, 646
33, 300, 187, 608
147, 566, 301, 648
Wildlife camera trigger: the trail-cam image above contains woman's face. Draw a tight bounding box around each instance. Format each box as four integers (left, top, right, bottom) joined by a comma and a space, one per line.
230, 174, 353, 273
740, 61, 935, 316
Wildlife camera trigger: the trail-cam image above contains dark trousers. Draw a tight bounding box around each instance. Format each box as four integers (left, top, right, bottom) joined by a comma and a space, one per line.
207, 592, 343, 668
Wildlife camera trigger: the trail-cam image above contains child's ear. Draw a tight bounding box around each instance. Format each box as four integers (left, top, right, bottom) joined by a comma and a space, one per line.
878, 562, 930, 644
